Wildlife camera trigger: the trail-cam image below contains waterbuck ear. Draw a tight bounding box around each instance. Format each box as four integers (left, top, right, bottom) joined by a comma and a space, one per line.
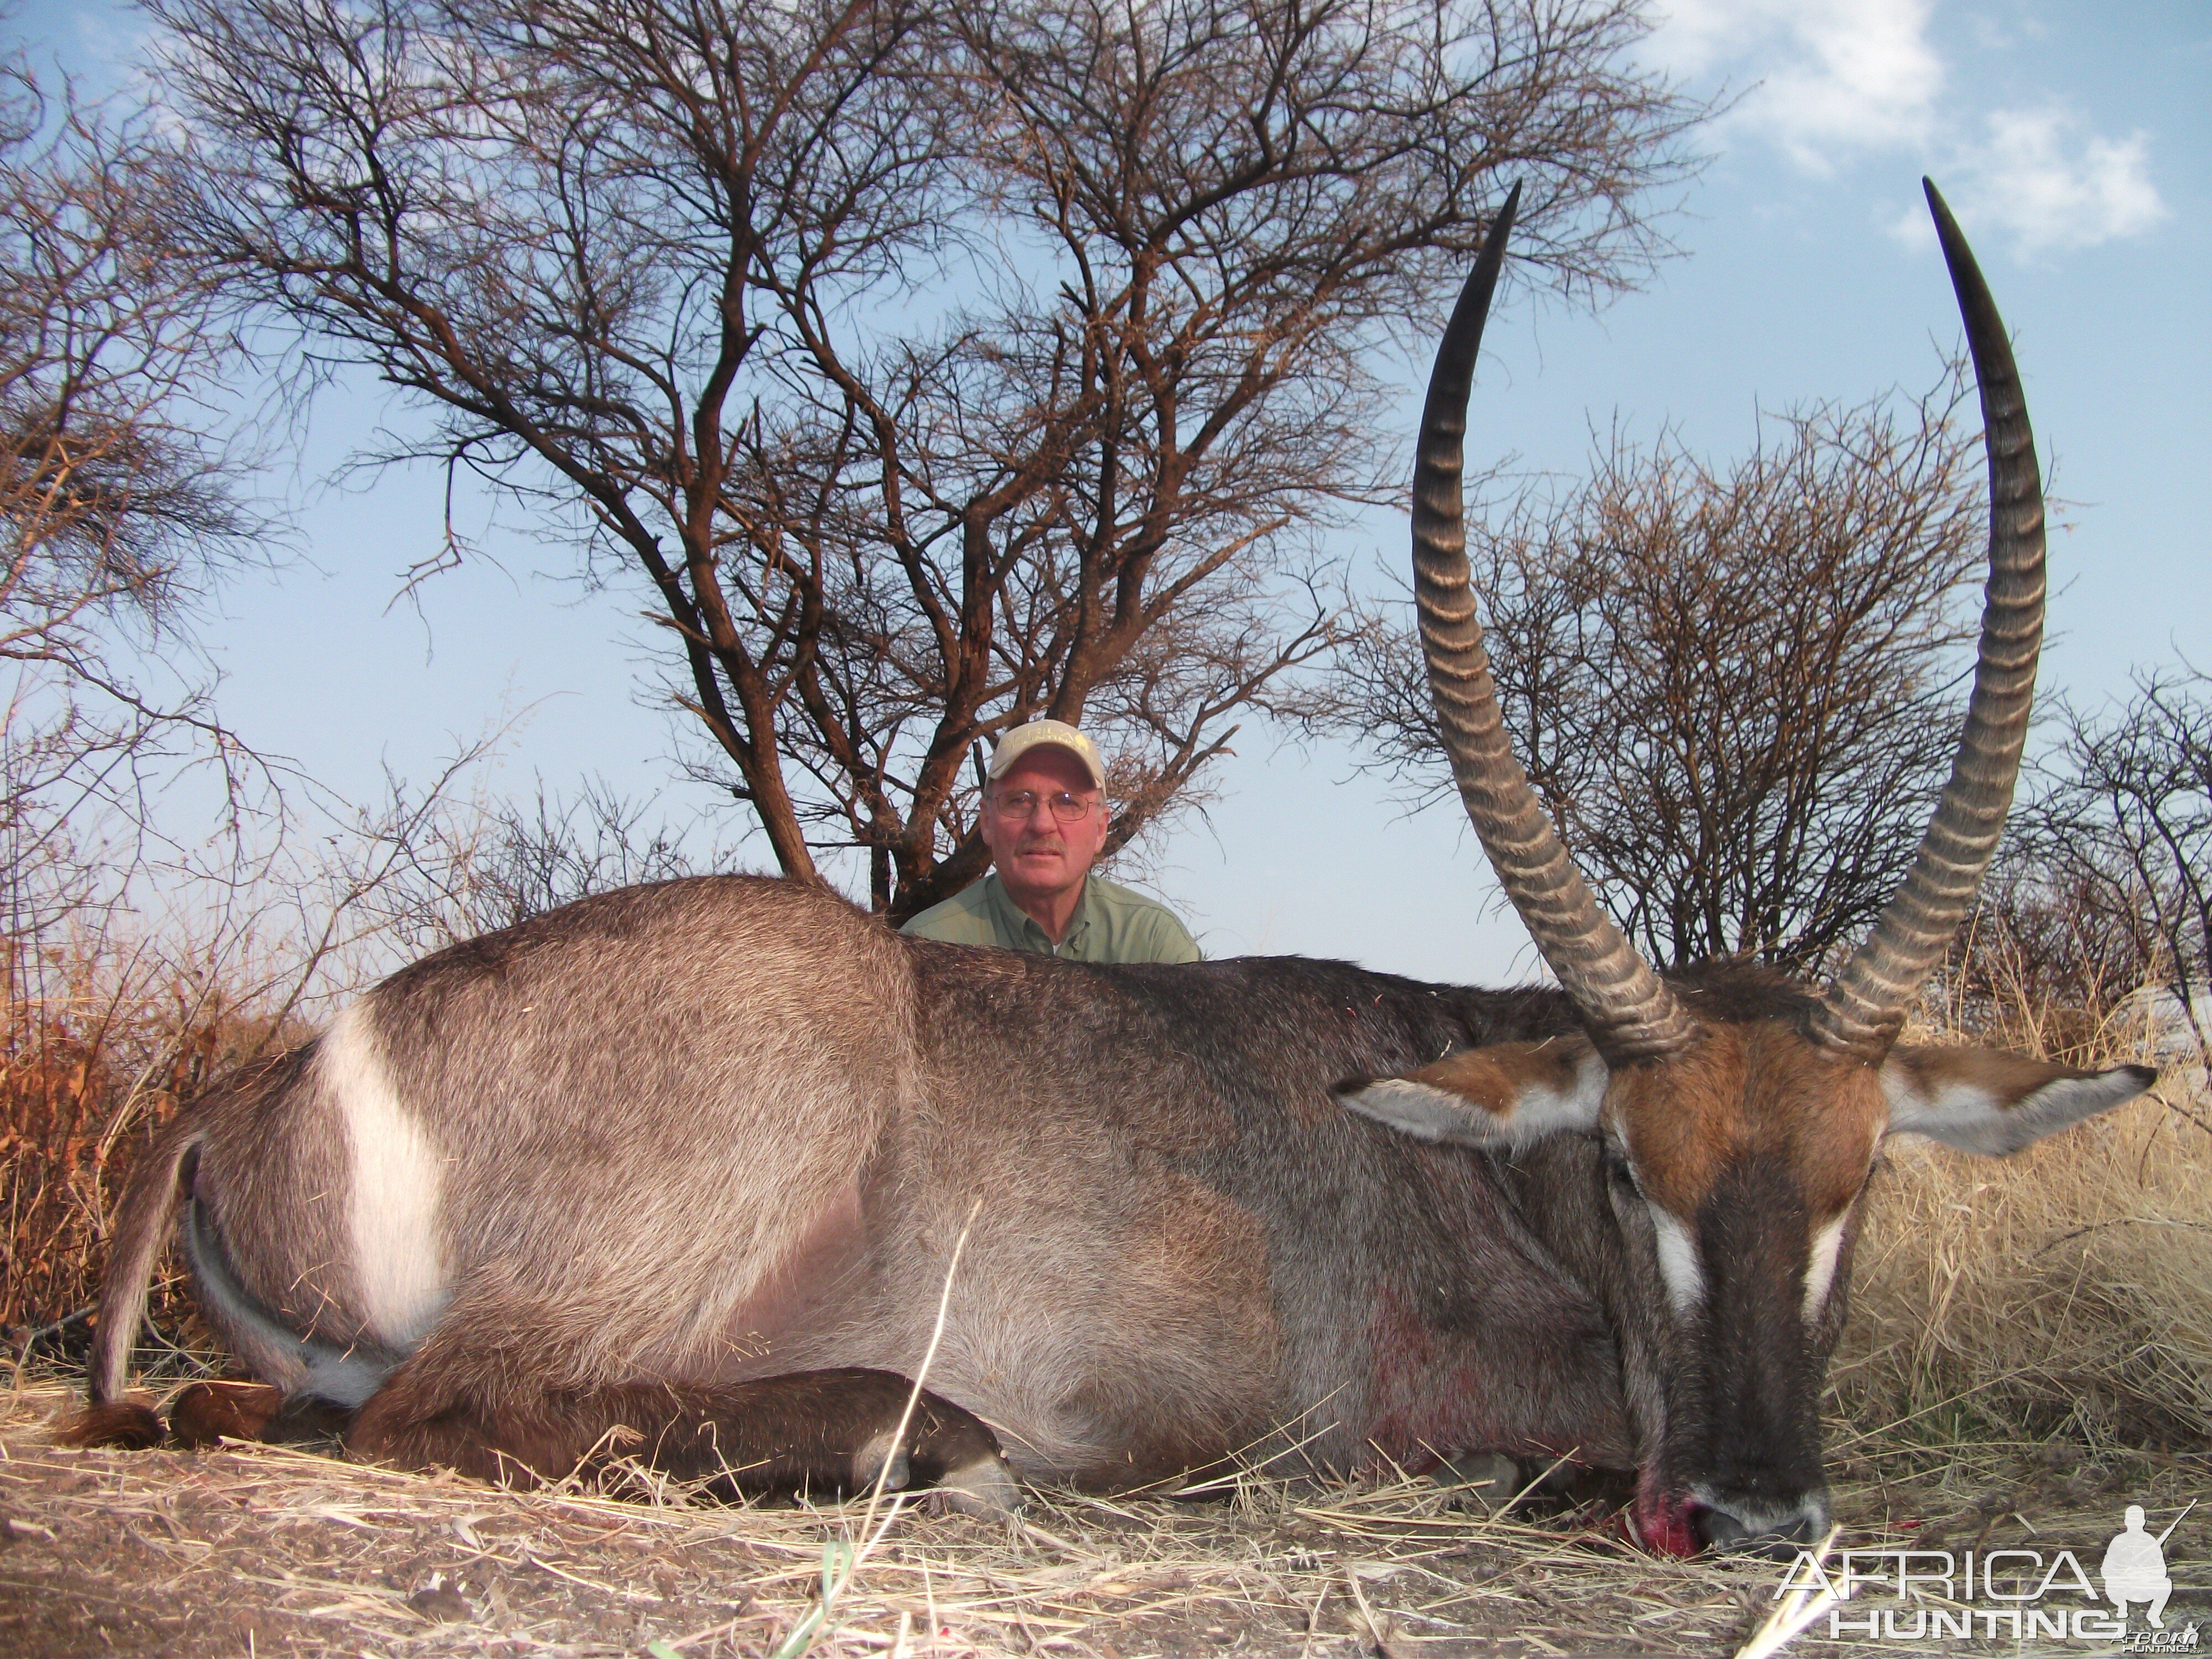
1880, 1046, 2156, 1156
1335, 1036, 1606, 1149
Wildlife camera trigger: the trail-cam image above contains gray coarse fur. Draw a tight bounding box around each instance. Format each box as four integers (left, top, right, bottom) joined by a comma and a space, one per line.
91, 874, 1641, 1485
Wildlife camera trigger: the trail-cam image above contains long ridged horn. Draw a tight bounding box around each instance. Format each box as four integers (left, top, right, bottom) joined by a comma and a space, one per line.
1413, 183, 1694, 1063
1811, 180, 2045, 1061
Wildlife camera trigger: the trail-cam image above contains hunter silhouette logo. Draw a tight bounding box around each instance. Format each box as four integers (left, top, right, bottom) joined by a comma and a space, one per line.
2105, 1503, 2191, 1630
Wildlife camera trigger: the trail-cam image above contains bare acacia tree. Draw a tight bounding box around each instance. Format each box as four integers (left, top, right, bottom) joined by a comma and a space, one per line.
0, 51, 267, 955
0, 66, 257, 682
149, 0, 1701, 915
1952, 854, 2162, 1061
2001, 669, 2212, 1068
1323, 373, 1990, 969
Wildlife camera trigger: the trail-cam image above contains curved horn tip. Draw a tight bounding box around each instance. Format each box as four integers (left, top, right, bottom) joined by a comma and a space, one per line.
1487, 181, 1522, 278
1443, 180, 1523, 333
1918, 180, 2001, 320
1921, 178, 1975, 248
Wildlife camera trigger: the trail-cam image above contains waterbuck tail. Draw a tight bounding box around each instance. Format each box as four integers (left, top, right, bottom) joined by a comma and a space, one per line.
57, 1115, 204, 1448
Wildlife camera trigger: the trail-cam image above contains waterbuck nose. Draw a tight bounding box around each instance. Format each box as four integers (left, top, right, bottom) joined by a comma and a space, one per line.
1695, 1494, 1827, 1557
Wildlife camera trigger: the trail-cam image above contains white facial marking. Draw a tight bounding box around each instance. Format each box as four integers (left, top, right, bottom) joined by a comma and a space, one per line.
1647, 1203, 1704, 1314
1803, 1214, 1849, 1323
324, 1001, 449, 1348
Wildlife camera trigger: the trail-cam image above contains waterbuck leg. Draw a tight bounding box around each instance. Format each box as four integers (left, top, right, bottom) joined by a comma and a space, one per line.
614, 1370, 1024, 1517
348, 1364, 1021, 1516
170, 1380, 354, 1448
65, 1381, 354, 1450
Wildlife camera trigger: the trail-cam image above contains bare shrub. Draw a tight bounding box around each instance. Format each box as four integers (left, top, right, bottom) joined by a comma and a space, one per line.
0, 57, 261, 679
0, 47, 272, 891
2028, 670, 2211, 1069
1934, 665, 2211, 1083
343, 774, 716, 953
1323, 369, 1988, 971
1943, 862, 2155, 1067
0, 932, 280, 1351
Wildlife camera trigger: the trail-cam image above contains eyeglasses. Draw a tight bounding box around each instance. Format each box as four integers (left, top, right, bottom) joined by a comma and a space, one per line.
990, 789, 1098, 823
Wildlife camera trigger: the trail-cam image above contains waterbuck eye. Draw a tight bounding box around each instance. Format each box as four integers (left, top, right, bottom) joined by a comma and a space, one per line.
1604, 1146, 1642, 1197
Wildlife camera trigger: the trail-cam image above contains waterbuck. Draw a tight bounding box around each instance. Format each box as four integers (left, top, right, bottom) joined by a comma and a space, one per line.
76, 182, 2151, 1553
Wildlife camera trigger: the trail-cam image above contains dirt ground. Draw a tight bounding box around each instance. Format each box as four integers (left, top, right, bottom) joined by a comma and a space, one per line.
1, 1378, 2204, 1658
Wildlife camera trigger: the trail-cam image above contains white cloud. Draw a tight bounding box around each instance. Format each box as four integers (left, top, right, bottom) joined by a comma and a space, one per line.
1648, 0, 1942, 170
1647, 1, 2168, 256
1951, 107, 2167, 254
1884, 107, 2168, 259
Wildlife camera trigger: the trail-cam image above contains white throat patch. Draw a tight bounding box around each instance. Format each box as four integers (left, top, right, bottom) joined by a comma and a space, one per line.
1802, 1214, 1849, 1323
1647, 1203, 1704, 1314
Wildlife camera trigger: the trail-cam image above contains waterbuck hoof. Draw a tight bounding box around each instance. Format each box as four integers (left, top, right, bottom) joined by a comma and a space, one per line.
1433, 1451, 1522, 1512
58, 1400, 164, 1451
853, 1427, 911, 1494
170, 1381, 285, 1447
926, 1452, 1025, 1519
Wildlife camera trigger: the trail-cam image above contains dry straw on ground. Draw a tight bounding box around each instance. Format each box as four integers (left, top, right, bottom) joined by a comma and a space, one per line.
2, 1038, 2206, 1656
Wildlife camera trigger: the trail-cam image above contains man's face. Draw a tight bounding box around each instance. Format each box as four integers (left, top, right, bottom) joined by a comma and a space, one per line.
979, 747, 1109, 910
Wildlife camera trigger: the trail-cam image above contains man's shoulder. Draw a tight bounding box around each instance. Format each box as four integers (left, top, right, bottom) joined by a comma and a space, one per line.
1083, 875, 1181, 920
900, 878, 1005, 945
1083, 877, 1202, 963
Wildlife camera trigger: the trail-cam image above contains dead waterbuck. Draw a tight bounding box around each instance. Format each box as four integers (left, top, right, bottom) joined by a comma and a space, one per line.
73, 181, 2151, 1553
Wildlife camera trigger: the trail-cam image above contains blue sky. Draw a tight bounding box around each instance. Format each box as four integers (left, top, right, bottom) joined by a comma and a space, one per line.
19, 2, 2210, 982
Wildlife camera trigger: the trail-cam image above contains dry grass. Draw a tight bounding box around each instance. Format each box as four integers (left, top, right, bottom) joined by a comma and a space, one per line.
0, 1375, 1874, 1658
0, 961, 240, 1345
2, 1365, 2203, 1658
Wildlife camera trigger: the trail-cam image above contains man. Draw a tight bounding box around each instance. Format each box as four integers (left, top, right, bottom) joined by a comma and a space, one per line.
902, 719, 1201, 963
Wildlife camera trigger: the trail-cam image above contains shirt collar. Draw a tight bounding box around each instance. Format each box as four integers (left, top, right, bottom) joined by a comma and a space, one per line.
985, 870, 1093, 954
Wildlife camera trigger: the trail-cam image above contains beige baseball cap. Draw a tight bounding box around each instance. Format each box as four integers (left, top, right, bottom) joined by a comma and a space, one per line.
986, 719, 1106, 790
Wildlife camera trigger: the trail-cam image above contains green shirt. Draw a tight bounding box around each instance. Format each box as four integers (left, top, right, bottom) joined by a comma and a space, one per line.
901, 873, 1201, 964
